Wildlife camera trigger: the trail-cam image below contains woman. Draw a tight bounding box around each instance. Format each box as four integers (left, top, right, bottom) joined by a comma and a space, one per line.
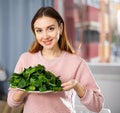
7, 6, 104, 113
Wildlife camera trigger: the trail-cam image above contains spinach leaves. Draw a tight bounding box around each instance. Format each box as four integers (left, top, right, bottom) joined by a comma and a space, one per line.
9, 64, 62, 92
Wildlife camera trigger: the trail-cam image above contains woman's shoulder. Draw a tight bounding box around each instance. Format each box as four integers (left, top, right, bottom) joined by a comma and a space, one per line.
19, 51, 39, 59
63, 51, 84, 63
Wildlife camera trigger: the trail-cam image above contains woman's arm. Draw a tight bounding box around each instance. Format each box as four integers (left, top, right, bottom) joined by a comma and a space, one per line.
62, 60, 104, 112
7, 88, 27, 108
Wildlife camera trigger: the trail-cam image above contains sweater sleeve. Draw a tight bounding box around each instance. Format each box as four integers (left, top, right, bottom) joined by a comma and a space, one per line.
14, 54, 25, 73
75, 59, 104, 112
7, 88, 26, 108
7, 54, 27, 108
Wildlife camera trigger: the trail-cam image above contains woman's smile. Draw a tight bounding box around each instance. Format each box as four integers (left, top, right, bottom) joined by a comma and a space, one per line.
42, 38, 53, 46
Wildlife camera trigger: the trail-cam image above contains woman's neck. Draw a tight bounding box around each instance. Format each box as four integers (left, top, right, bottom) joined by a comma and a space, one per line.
41, 47, 62, 60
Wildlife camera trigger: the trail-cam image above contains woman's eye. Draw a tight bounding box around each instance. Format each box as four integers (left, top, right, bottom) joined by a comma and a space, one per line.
48, 27, 54, 31
35, 29, 42, 33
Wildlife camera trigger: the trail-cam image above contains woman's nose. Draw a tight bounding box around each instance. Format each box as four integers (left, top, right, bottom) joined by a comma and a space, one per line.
43, 31, 49, 39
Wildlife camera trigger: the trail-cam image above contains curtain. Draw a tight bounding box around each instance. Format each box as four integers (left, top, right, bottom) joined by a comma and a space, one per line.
0, 0, 54, 97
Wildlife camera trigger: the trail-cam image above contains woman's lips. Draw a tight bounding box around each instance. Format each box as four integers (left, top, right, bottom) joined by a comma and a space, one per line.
43, 39, 53, 45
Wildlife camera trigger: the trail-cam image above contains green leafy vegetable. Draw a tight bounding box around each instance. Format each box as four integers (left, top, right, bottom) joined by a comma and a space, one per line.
9, 64, 62, 92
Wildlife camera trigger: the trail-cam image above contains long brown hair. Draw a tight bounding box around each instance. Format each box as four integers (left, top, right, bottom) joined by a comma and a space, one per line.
29, 6, 75, 54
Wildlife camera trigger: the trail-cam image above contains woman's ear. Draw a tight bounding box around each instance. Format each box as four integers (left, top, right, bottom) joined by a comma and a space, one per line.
59, 23, 63, 35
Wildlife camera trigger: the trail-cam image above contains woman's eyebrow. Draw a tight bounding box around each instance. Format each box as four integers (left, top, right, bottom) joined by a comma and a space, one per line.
47, 24, 56, 28
34, 27, 41, 29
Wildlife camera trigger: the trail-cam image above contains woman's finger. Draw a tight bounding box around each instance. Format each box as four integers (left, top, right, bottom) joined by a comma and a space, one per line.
61, 79, 78, 91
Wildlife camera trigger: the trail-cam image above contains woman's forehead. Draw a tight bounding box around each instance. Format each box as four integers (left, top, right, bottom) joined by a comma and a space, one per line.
34, 16, 58, 28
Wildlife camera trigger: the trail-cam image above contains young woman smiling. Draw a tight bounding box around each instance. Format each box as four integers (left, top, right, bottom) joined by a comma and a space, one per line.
7, 6, 104, 113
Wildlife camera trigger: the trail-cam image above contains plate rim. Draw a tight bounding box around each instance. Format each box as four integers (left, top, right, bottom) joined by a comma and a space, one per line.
10, 87, 58, 94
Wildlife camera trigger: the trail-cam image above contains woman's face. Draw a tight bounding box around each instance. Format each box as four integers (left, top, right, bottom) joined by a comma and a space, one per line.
34, 16, 62, 50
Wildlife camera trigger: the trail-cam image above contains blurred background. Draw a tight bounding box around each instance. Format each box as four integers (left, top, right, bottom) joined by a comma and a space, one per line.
0, 0, 120, 113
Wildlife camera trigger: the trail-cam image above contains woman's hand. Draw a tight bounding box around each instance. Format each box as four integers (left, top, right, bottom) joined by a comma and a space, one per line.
61, 79, 86, 98
13, 90, 27, 102
61, 79, 78, 91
